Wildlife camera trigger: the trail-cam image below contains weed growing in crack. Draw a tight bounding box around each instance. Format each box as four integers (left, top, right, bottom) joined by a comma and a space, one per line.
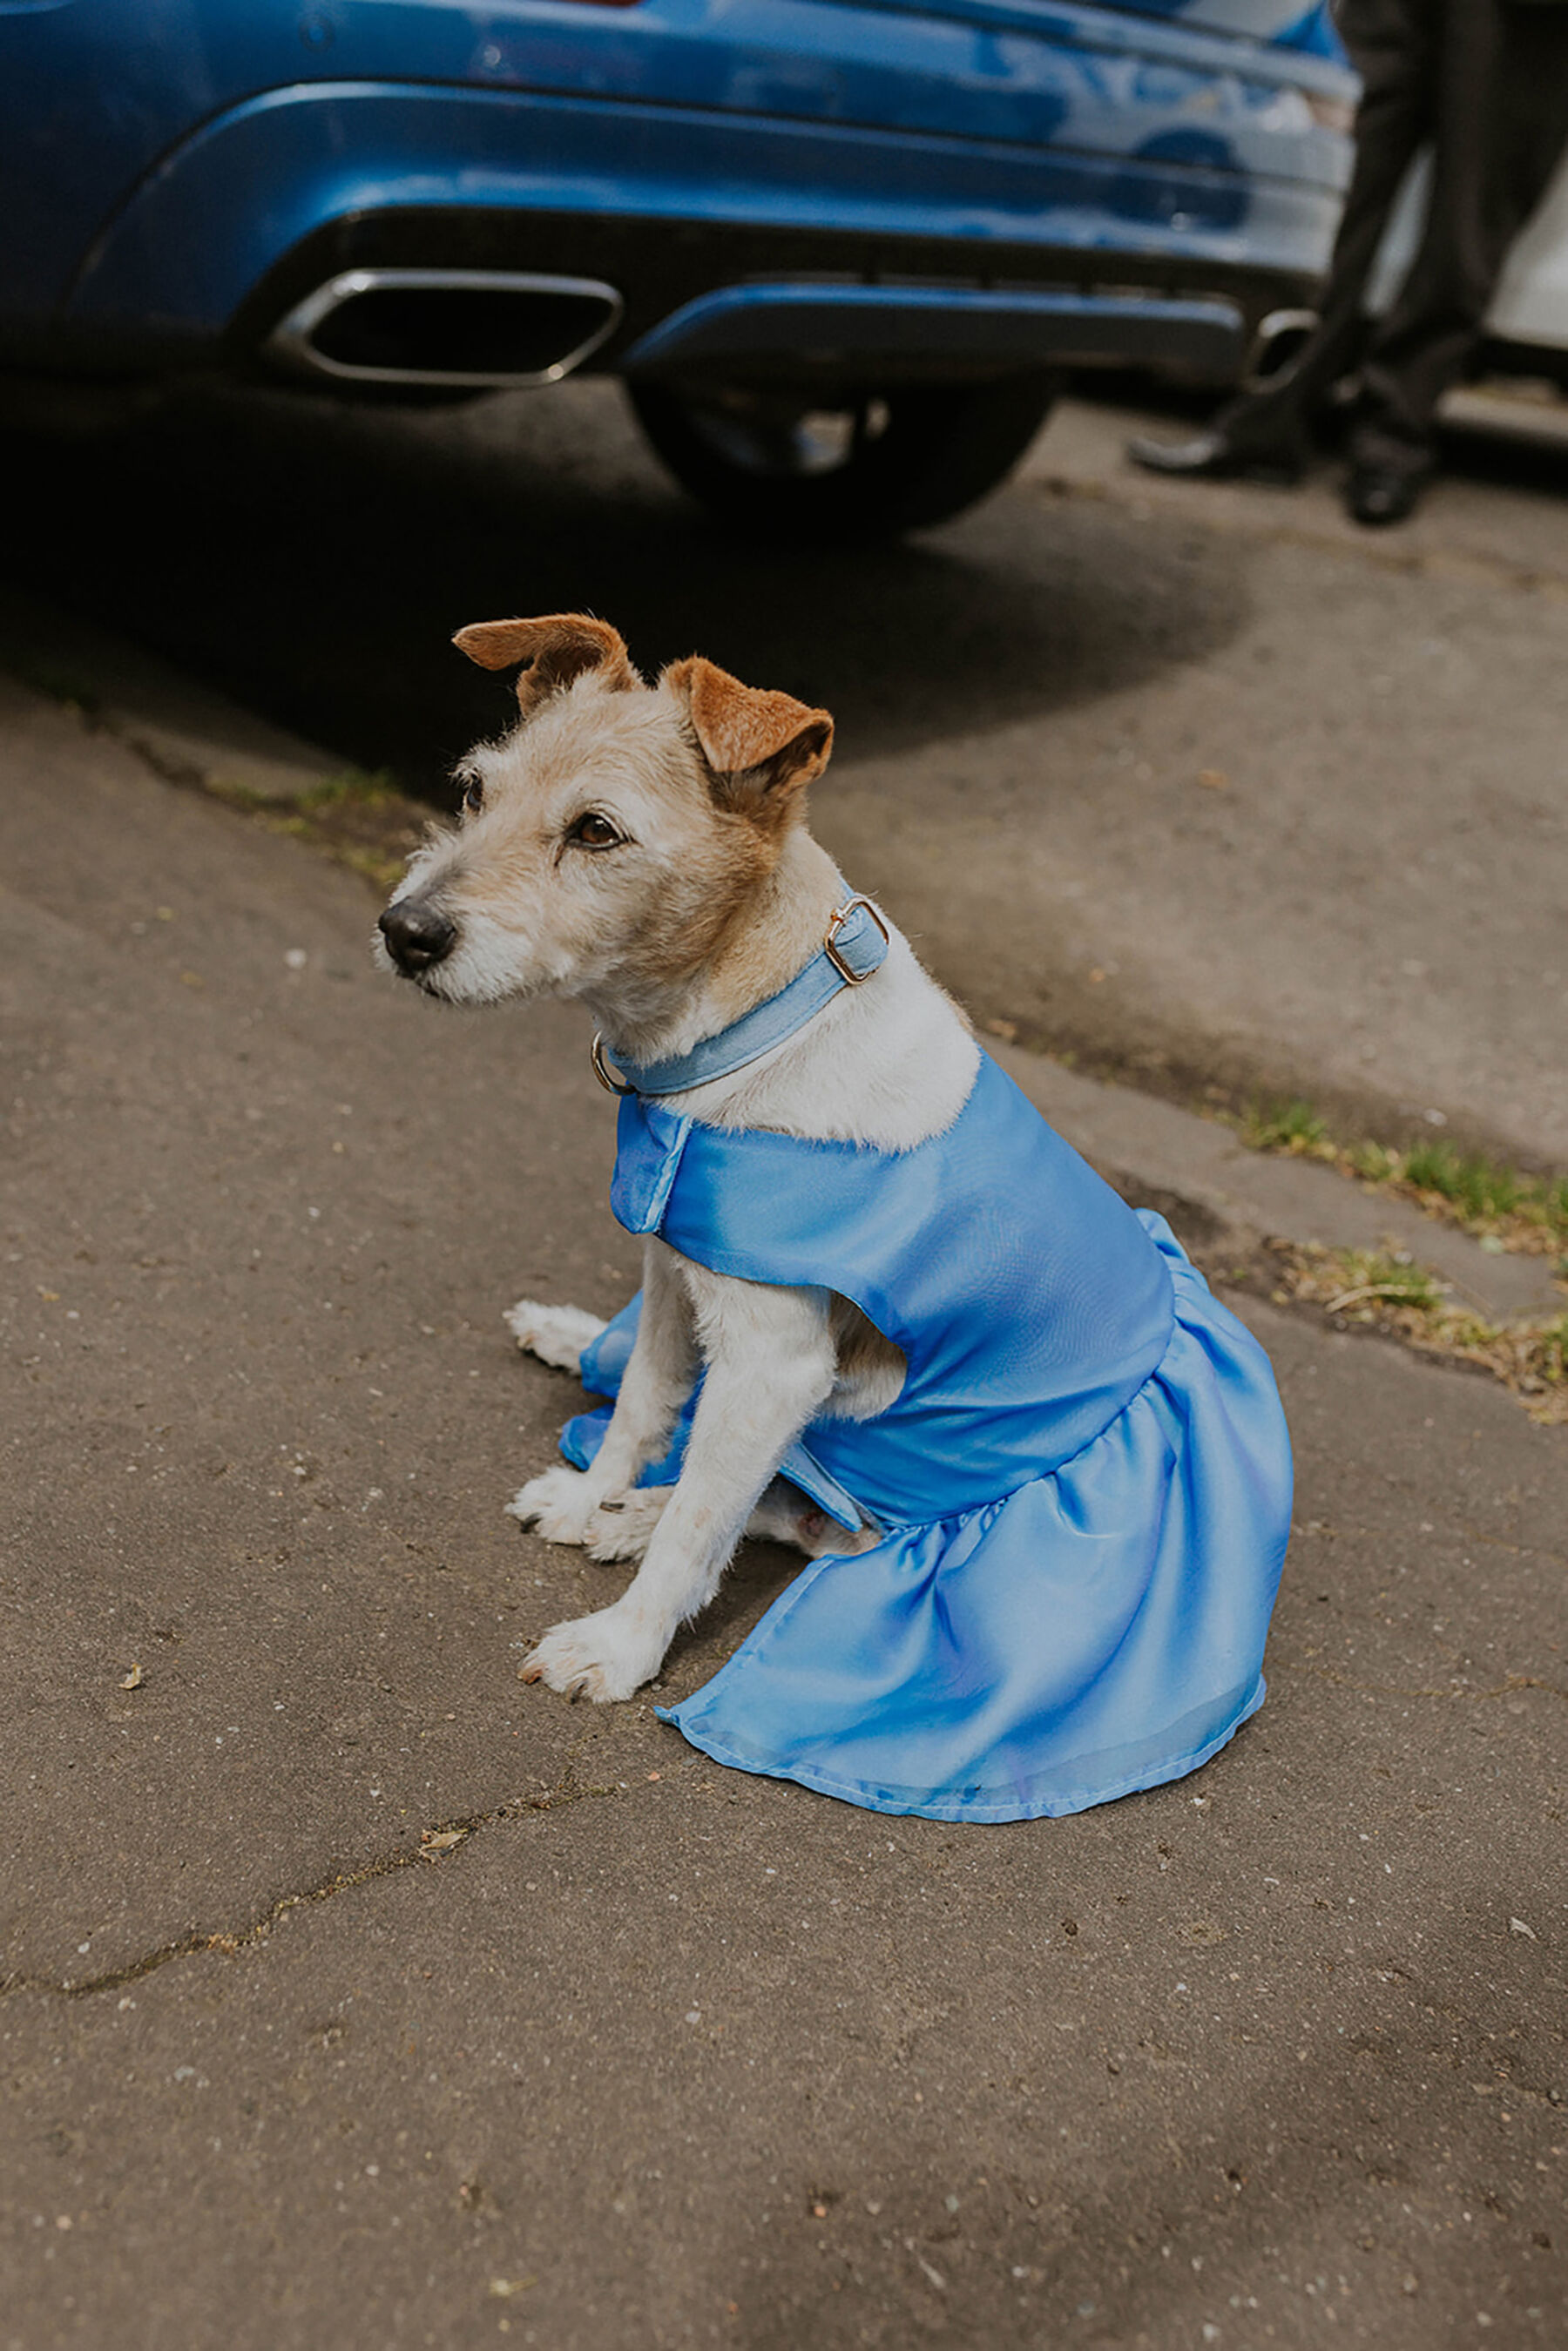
1240, 1098, 1568, 1260
1399, 1140, 1525, 1223
1265, 1240, 1568, 1424
1317, 1249, 1444, 1315
1242, 1098, 1331, 1156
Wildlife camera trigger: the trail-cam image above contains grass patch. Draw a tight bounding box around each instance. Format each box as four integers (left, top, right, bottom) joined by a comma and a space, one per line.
2, 649, 103, 715
1266, 1240, 1568, 1425
1240, 1097, 1568, 1261
1313, 1248, 1444, 1315
250, 775, 427, 895
1241, 1098, 1332, 1157
112, 750, 426, 893
1400, 1139, 1525, 1222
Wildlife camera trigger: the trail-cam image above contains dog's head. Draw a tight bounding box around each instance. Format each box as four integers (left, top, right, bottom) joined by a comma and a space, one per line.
376, 614, 834, 1010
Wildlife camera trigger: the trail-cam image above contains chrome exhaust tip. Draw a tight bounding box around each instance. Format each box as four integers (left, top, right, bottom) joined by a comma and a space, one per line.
266, 268, 624, 389
1241, 307, 1321, 395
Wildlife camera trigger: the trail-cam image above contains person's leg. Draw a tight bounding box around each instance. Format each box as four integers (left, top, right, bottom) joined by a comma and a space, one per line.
1233, 0, 1439, 432
1348, 0, 1568, 517
1131, 0, 1435, 479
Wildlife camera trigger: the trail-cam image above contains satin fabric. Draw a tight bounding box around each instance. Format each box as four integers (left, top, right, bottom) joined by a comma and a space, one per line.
559, 1051, 1292, 1822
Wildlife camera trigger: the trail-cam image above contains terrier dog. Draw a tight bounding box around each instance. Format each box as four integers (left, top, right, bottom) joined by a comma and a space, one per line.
376, 612, 977, 1704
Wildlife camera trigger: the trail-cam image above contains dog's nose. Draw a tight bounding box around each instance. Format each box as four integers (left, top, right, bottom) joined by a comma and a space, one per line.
379, 896, 457, 976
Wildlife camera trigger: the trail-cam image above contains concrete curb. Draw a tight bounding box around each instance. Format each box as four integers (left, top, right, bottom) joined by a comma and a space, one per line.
0, 583, 344, 804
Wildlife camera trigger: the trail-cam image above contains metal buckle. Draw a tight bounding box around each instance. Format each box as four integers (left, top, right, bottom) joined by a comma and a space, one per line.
590, 1032, 634, 1096
823, 895, 889, 985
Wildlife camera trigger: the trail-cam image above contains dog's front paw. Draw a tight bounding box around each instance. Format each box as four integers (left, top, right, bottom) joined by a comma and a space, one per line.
507, 1463, 599, 1545
517, 1604, 665, 1703
585, 1487, 670, 1564
504, 1299, 607, 1374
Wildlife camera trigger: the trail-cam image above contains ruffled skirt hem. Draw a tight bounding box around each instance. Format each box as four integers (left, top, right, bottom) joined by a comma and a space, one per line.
658, 1672, 1267, 1823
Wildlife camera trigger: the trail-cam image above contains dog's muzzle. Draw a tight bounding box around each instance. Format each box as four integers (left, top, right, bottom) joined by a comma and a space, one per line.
379, 895, 457, 978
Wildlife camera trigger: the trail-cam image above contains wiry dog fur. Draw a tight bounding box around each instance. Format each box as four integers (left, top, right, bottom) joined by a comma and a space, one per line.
377, 613, 978, 1700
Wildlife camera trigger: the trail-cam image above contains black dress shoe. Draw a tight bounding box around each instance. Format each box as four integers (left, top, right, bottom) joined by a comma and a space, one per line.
1126, 427, 1308, 486
1345, 463, 1428, 527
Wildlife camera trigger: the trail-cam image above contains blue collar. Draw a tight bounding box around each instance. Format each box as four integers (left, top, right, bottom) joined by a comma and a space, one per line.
593, 894, 890, 1098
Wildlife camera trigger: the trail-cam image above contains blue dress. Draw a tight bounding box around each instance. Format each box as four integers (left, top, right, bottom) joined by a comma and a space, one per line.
558, 1051, 1292, 1823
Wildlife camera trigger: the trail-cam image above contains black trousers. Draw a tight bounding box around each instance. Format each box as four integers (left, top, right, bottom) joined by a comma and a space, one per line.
1225, 0, 1568, 476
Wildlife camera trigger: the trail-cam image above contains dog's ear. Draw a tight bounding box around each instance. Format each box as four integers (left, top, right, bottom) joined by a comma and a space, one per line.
663, 656, 834, 827
452, 614, 639, 714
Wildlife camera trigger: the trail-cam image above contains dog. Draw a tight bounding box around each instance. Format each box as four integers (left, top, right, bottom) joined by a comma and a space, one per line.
376, 611, 976, 1704
376, 612, 1292, 1823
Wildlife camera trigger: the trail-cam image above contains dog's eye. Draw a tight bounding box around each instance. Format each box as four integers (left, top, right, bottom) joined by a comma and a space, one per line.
461, 776, 484, 815
568, 812, 621, 850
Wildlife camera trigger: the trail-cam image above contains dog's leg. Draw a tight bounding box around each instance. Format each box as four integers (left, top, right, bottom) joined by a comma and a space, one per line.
747, 1479, 882, 1558
504, 1300, 608, 1375
521, 1275, 836, 1700
510, 1239, 696, 1549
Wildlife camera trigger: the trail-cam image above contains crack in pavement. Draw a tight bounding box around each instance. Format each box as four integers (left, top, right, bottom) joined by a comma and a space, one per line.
0, 1761, 623, 2006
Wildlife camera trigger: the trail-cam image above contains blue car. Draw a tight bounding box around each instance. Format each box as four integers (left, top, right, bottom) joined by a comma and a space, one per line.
2, 0, 1353, 529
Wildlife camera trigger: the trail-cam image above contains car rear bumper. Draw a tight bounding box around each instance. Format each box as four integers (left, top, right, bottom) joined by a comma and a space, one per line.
49, 81, 1338, 387
622, 281, 1247, 380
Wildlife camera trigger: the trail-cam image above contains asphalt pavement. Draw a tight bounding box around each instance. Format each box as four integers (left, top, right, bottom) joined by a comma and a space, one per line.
1, 380, 1565, 2351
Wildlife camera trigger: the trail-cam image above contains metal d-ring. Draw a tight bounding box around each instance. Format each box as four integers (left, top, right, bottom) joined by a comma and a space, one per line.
823, 895, 890, 984
591, 1033, 634, 1096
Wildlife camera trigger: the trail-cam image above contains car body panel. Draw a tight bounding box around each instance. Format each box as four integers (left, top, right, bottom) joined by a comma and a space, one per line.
63, 78, 1345, 348
2, 0, 1355, 382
